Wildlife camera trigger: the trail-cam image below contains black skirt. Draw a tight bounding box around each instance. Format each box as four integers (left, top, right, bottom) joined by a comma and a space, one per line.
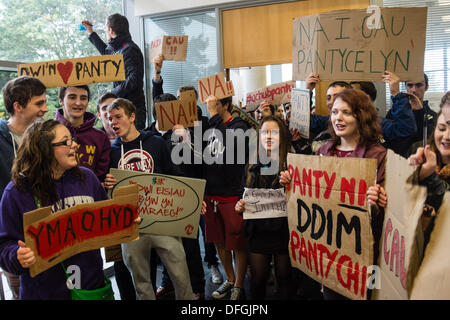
244, 217, 289, 255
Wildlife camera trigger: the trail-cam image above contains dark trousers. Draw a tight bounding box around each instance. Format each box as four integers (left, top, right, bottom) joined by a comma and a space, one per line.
199, 215, 219, 267
114, 261, 136, 300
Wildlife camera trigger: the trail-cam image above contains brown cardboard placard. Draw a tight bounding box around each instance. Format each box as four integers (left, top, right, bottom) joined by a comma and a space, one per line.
286, 153, 377, 300
23, 184, 139, 277
410, 192, 450, 300
198, 72, 234, 104
292, 7, 427, 81
155, 90, 198, 131
371, 150, 427, 300
289, 88, 310, 139
149, 36, 188, 62
109, 169, 206, 239
230, 104, 259, 130
17, 54, 125, 88
245, 81, 296, 112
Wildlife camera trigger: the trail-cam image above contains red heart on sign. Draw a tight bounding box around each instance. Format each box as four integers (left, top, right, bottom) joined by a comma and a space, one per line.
57, 61, 74, 84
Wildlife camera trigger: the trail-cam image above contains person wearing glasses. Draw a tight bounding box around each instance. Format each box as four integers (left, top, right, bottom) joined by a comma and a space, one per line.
0, 119, 108, 299
0, 76, 49, 300
55, 85, 111, 183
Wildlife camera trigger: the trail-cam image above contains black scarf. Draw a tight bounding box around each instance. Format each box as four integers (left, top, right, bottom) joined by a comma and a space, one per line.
108, 33, 132, 51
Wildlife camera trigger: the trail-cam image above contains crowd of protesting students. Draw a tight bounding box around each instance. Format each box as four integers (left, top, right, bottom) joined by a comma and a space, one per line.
0, 13, 449, 301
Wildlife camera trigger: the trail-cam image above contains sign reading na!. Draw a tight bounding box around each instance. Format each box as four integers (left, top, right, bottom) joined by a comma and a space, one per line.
292, 7, 427, 81
109, 169, 206, 239
24, 184, 139, 278
198, 72, 234, 104
286, 153, 377, 300
17, 54, 125, 88
155, 90, 198, 131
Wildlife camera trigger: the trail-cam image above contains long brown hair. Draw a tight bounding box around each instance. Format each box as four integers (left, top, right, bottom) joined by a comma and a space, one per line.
329, 88, 382, 146
246, 116, 290, 187
12, 119, 85, 206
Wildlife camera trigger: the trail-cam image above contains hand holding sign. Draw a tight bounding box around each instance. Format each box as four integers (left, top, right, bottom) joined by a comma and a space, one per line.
17, 240, 36, 269
153, 54, 164, 80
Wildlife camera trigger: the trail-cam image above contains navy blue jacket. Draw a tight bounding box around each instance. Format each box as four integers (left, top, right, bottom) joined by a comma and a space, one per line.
89, 32, 146, 127
0, 119, 16, 197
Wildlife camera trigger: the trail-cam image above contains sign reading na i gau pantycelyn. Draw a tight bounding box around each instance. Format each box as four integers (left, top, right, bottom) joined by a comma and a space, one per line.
292, 7, 427, 81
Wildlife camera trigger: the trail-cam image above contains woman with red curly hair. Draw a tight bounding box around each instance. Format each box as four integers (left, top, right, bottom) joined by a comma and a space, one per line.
281, 88, 387, 300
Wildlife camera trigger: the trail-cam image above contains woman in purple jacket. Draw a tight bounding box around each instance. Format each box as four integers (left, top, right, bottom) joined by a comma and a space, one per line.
0, 119, 107, 299
281, 89, 387, 300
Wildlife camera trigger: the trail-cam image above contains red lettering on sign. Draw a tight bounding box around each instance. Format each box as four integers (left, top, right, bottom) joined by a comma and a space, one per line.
26, 204, 137, 260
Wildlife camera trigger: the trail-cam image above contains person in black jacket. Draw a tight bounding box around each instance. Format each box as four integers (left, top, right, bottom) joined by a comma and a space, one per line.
386, 73, 437, 157
82, 14, 146, 130
201, 95, 250, 300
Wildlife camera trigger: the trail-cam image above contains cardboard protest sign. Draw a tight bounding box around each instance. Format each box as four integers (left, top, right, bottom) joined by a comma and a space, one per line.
410, 192, 450, 299
198, 72, 234, 104
245, 81, 296, 112
149, 36, 188, 62
23, 184, 139, 277
292, 7, 427, 81
230, 105, 260, 130
109, 169, 206, 239
18, 55, 125, 88
286, 153, 377, 300
243, 188, 287, 220
372, 150, 427, 300
289, 88, 310, 139
155, 90, 198, 131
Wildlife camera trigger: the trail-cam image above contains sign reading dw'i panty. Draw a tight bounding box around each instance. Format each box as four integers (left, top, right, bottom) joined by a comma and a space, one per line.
17, 54, 125, 88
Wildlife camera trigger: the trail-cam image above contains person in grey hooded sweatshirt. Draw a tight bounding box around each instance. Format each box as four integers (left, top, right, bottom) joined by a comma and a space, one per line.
0, 76, 48, 299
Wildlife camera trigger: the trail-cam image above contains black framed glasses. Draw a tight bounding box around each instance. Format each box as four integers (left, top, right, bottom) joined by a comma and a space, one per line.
51, 137, 77, 147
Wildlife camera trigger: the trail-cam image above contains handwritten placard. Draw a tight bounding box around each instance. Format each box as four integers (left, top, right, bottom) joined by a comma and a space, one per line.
149, 35, 189, 62
198, 72, 234, 104
109, 169, 206, 239
23, 184, 139, 277
289, 88, 310, 139
18, 55, 125, 88
155, 90, 198, 131
372, 150, 426, 300
411, 192, 450, 300
245, 81, 296, 112
292, 7, 427, 81
286, 153, 377, 300
243, 188, 287, 220
230, 105, 260, 130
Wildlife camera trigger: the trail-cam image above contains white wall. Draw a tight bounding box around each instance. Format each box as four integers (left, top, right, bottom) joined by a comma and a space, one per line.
134, 0, 240, 16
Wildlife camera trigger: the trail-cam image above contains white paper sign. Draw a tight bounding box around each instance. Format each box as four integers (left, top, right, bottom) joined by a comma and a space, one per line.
243, 188, 287, 220
289, 88, 310, 139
